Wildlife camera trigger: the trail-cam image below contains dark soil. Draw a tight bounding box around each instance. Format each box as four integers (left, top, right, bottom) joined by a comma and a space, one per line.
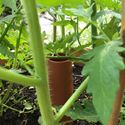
0, 64, 102, 125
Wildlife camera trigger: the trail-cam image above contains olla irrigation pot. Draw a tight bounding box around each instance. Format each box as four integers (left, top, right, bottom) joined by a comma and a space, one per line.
48, 58, 73, 125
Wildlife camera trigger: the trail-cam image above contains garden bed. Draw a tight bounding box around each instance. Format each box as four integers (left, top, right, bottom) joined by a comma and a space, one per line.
0, 64, 101, 125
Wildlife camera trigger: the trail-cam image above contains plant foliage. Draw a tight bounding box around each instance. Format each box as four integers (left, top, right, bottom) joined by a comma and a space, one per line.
82, 41, 125, 125
66, 100, 99, 122
36, 0, 83, 7
95, 0, 121, 9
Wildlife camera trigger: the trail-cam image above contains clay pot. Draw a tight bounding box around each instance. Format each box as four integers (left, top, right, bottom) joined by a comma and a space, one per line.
48, 58, 73, 125
0, 59, 7, 66
108, 69, 125, 125
48, 58, 73, 105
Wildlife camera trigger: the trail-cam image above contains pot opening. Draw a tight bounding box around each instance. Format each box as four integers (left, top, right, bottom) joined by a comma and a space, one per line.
49, 53, 69, 61
49, 57, 68, 62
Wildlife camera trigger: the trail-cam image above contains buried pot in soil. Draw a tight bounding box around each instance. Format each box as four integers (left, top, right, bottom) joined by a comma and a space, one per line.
48, 58, 73, 125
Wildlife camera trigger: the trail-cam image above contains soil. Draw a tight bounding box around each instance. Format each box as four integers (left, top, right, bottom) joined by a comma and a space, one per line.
0, 64, 112, 125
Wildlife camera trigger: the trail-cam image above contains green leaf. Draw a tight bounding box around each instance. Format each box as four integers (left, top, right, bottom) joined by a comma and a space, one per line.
0, 0, 3, 15
0, 38, 14, 58
46, 33, 76, 54
94, 10, 121, 20
24, 101, 33, 110
66, 101, 99, 122
0, 15, 16, 24
36, 0, 83, 7
0, 7, 3, 15
3, 0, 17, 13
95, 0, 121, 9
64, 5, 93, 19
103, 17, 120, 40
81, 41, 125, 125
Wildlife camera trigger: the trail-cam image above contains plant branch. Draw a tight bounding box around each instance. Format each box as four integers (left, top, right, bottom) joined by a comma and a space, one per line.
91, 0, 97, 48
60, 15, 65, 39
55, 77, 89, 122
76, 17, 81, 46
0, 66, 40, 86
2, 104, 36, 114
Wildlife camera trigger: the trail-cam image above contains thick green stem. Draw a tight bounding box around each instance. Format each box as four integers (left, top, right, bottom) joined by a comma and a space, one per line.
91, 0, 97, 48
20, 0, 57, 125
55, 77, 89, 122
0, 66, 40, 86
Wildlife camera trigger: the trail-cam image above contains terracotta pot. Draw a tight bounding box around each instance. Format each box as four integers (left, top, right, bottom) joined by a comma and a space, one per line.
108, 69, 125, 125
48, 58, 73, 105
48, 58, 73, 125
0, 59, 7, 66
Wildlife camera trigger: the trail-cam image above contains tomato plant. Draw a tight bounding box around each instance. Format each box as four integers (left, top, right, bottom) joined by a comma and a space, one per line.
0, 0, 124, 125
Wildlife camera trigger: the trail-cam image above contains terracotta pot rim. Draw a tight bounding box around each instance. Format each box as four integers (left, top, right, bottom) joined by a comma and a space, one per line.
48, 58, 71, 63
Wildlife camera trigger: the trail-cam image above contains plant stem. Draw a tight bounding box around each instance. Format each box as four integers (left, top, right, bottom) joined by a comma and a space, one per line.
1, 83, 13, 104
2, 104, 36, 114
76, 17, 81, 46
53, 13, 57, 42
0, 67, 40, 86
91, 0, 97, 48
13, 21, 24, 68
55, 77, 89, 122
20, 0, 57, 125
0, 17, 15, 42
61, 15, 65, 39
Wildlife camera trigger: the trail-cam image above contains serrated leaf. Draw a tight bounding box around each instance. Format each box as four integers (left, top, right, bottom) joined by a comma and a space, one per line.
66, 101, 99, 122
81, 41, 125, 125
64, 5, 93, 19
94, 10, 121, 20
